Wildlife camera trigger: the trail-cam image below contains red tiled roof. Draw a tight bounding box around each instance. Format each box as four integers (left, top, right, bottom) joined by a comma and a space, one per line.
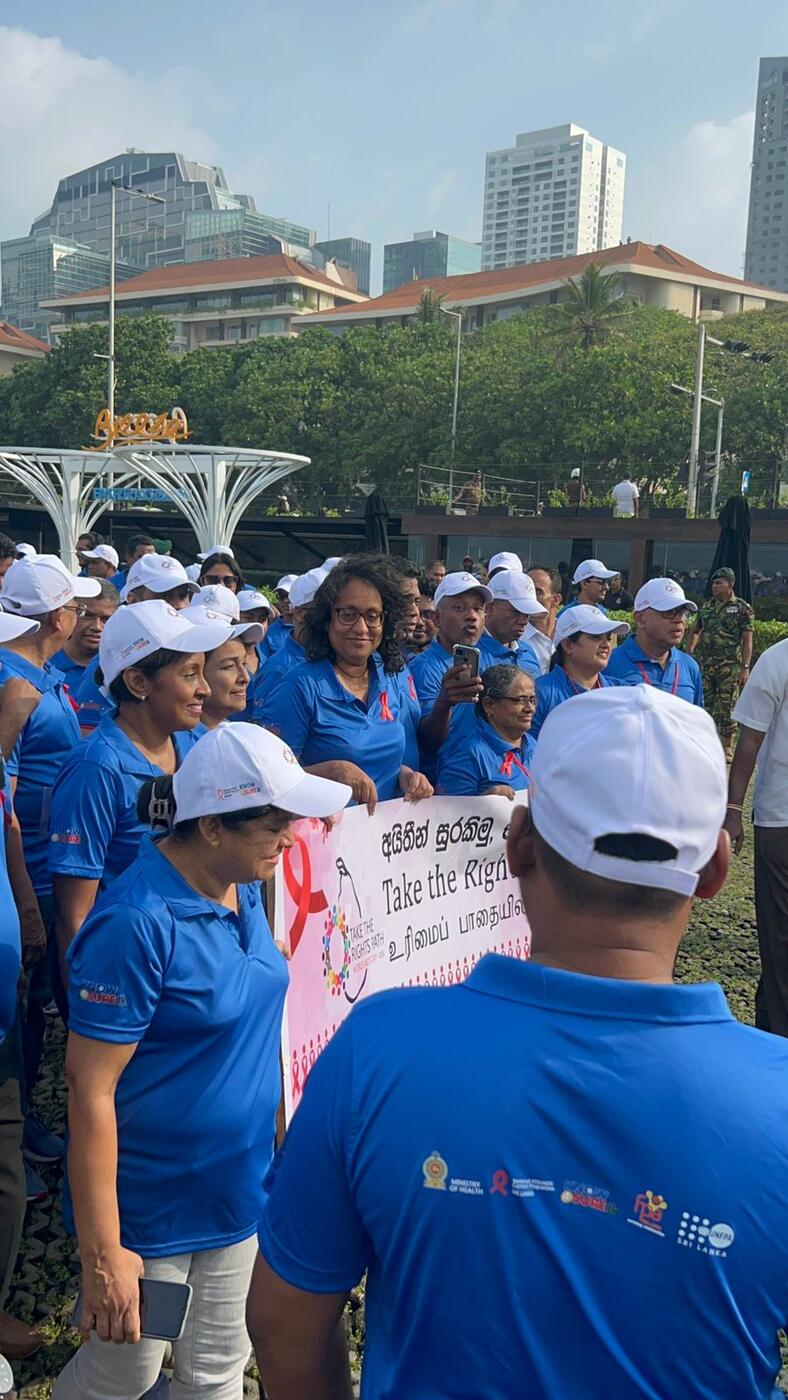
45, 253, 366, 304
0, 322, 48, 354
303, 242, 778, 319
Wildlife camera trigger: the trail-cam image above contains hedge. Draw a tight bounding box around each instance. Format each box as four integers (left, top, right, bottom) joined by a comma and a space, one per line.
607, 613, 788, 663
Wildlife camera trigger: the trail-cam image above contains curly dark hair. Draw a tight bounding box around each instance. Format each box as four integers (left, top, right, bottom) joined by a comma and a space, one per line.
302, 558, 409, 674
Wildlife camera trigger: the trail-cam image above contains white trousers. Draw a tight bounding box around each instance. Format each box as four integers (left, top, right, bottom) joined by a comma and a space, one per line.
53, 1235, 258, 1400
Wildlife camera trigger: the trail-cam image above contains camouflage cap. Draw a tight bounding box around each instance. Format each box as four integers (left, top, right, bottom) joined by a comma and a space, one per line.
711, 567, 736, 583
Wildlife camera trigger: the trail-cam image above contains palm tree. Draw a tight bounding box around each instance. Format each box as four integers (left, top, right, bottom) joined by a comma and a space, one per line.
552, 262, 632, 350
416, 289, 446, 325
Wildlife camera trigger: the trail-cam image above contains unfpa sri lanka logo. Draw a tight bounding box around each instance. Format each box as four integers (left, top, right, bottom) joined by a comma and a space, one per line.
322, 904, 351, 995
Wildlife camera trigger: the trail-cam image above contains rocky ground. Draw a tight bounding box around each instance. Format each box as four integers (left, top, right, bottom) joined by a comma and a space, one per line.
6, 803, 783, 1397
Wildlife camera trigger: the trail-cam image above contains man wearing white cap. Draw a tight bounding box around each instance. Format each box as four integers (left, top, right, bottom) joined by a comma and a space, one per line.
80, 544, 123, 587
250, 687, 788, 1398
262, 575, 298, 660
478, 572, 545, 679
0, 556, 101, 1163
487, 551, 523, 580
410, 571, 488, 773
606, 578, 703, 705
253, 570, 324, 712
72, 556, 198, 734
559, 558, 617, 615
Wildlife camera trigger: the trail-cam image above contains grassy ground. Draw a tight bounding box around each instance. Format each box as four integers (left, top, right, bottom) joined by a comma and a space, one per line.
6, 804, 781, 1397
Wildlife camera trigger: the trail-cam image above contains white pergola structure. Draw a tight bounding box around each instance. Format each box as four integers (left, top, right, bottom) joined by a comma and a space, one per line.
111, 443, 309, 554
0, 448, 133, 567
0, 443, 310, 566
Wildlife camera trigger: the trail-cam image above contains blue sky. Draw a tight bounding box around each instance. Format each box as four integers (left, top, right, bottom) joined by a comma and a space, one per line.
1, 1, 786, 292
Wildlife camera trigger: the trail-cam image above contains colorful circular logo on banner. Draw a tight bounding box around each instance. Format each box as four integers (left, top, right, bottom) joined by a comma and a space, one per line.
322, 904, 351, 994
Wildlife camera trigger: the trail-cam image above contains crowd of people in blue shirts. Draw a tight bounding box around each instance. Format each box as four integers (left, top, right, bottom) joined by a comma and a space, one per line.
1, 529, 786, 1400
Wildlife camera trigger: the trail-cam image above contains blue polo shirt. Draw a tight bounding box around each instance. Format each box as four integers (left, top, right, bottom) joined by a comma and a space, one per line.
258, 957, 788, 1400
259, 656, 406, 801
48, 720, 196, 889
387, 662, 422, 772
409, 637, 453, 719
48, 649, 87, 685
437, 711, 535, 796
251, 634, 307, 721
606, 636, 704, 705
531, 666, 621, 740
260, 617, 292, 660
0, 775, 20, 1038
477, 631, 541, 679
558, 597, 610, 616
71, 655, 111, 732
0, 649, 81, 897
67, 839, 289, 1256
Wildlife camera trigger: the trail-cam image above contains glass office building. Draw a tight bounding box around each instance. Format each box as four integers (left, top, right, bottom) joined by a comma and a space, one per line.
314, 238, 371, 295
184, 209, 316, 263
382, 230, 481, 293
0, 236, 140, 343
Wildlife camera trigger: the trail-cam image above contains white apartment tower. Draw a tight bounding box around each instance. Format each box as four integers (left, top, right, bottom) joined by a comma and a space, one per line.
481, 123, 626, 271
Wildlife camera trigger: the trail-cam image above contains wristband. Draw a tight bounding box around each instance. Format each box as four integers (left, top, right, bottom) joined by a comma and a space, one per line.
726, 803, 744, 812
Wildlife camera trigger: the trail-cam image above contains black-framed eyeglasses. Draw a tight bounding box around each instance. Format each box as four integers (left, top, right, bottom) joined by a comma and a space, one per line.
658, 606, 691, 620
333, 606, 384, 627
204, 574, 238, 589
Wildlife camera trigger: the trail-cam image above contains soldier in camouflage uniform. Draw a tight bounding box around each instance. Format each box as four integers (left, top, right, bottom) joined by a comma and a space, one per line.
688, 567, 754, 757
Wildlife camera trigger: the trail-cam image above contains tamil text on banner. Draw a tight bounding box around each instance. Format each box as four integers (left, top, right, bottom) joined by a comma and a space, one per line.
275, 794, 530, 1119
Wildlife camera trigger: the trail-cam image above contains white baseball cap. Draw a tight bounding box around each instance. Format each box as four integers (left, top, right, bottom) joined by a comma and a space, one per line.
0, 614, 39, 642
572, 559, 617, 584
488, 551, 523, 575
15, 543, 36, 559
172, 721, 351, 822
99, 599, 232, 690
181, 601, 264, 647
554, 606, 630, 647
190, 584, 240, 620
530, 686, 727, 896
323, 557, 343, 571
634, 578, 698, 614
488, 570, 547, 617
275, 574, 298, 593
238, 588, 272, 615
434, 571, 493, 605
289, 568, 327, 609
122, 554, 198, 602
185, 563, 202, 583
82, 544, 119, 570
1, 555, 101, 616
197, 543, 235, 562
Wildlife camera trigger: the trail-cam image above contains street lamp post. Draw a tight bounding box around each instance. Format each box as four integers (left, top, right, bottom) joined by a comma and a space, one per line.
99, 182, 165, 422
687, 320, 706, 518
439, 306, 462, 511
670, 379, 723, 518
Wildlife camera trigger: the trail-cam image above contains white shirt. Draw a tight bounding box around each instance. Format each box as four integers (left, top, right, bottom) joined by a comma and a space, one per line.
733, 639, 788, 825
523, 623, 555, 675
611, 479, 639, 516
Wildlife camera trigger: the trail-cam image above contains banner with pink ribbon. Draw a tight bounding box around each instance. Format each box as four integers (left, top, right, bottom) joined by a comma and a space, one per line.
275, 794, 530, 1120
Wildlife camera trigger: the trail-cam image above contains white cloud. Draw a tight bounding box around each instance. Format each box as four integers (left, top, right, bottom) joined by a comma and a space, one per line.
629, 111, 755, 276
0, 28, 216, 242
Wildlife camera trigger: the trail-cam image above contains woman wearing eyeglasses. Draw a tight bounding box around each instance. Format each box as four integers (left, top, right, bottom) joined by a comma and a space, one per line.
437, 665, 536, 798
530, 605, 629, 741
258, 559, 433, 811
49, 602, 231, 985
53, 725, 350, 1400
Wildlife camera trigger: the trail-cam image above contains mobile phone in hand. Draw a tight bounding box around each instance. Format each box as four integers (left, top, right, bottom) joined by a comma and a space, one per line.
73, 1277, 193, 1342
452, 643, 481, 679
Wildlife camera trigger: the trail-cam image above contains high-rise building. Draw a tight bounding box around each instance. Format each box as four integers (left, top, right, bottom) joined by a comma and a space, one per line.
313, 238, 371, 296
382, 230, 480, 294
184, 208, 316, 264
745, 58, 788, 291
481, 124, 626, 271
0, 236, 141, 343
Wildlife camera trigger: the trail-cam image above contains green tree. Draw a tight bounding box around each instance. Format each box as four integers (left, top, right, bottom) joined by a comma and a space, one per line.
552, 263, 633, 351
415, 289, 446, 324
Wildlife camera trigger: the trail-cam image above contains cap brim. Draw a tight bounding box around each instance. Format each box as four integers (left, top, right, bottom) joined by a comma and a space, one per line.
73, 577, 103, 598
511, 599, 548, 616
279, 771, 352, 819
574, 569, 617, 583
561, 617, 630, 639
168, 621, 236, 655
440, 584, 493, 604
230, 621, 264, 644
122, 579, 198, 601
649, 599, 698, 614
0, 615, 39, 642
238, 599, 272, 615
